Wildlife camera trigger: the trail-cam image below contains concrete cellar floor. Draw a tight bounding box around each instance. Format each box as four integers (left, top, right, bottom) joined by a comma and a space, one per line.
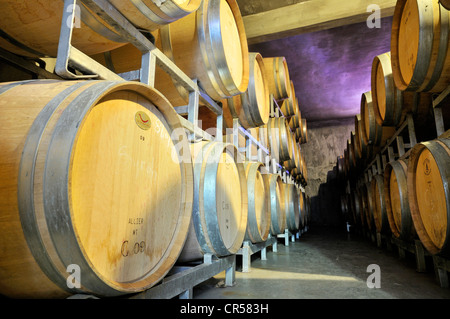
192, 227, 450, 299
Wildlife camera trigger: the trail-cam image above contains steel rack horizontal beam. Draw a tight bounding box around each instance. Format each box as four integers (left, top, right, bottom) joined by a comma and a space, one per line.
67, 254, 236, 299
129, 254, 236, 299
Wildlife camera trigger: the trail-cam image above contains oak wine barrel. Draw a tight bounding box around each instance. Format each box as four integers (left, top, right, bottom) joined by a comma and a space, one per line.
358, 185, 367, 229
305, 195, 312, 229
407, 136, 450, 256
266, 117, 293, 163
343, 146, 350, 177
0, 0, 201, 58
371, 52, 435, 140
337, 155, 345, 180
302, 152, 308, 185
281, 183, 300, 233
109, 0, 202, 33
371, 175, 390, 234
298, 150, 308, 186
92, 0, 249, 106
178, 141, 248, 263
354, 114, 370, 162
256, 126, 271, 155
384, 159, 417, 241
391, 0, 450, 93
288, 104, 301, 131
178, 141, 248, 262
362, 182, 376, 231
281, 81, 297, 117
262, 174, 286, 235
299, 190, 307, 230
290, 144, 305, 180
222, 52, 270, 129
295, 126, 302, 143
284, 140, 301, 172
300, 118, 308, 144
440, 0, 450, 10
263, 57, 291, 101
0, 80, 193, 298
351, 188, 363, 228
341, 194, 349, 216
360, 91, 396, 149
154, 0, 249, 104
350, 131, 361, 169
244, 162, 270, 244
346, 191, 355, 225
372, 52, 403, 126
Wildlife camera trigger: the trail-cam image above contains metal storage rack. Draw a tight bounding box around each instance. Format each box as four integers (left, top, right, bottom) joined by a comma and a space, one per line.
361, 114, 417, 183
352, 85, 450, 285
7, 0, 307, 298
354, 114, 431, 271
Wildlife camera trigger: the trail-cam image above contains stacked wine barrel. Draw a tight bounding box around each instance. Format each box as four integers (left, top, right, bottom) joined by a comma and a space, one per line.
220, 53, 311, 237
337, 0, 450, 261
260, 58, 309, 187
0, 0, 310, 298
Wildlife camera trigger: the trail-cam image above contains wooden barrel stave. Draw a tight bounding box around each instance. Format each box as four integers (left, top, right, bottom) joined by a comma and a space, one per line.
354, 114, 369, 163
384, 159, 417, 241
362, 182, 376, 232
222, 52, 270, 129
109, 0, 202, 33
300, 118, 308, 144
153, 0, 250, 103
266, 117, 293, 163
91, 0, 249, 106
371, 175, 390, 234
361, 91, 396, 149
244, 162, 270, 243
371, 51, 436, 142
0, 80, 193, 298
263, 57, 291, 101
299, 190, 306, 229
358, 185, 367, 229
281, 183, 300, 233
281, 81, 297, 116
178, 141, 248, 263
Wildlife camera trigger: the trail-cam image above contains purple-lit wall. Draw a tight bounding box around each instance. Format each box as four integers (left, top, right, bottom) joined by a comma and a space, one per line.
250, 17, 393, 122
